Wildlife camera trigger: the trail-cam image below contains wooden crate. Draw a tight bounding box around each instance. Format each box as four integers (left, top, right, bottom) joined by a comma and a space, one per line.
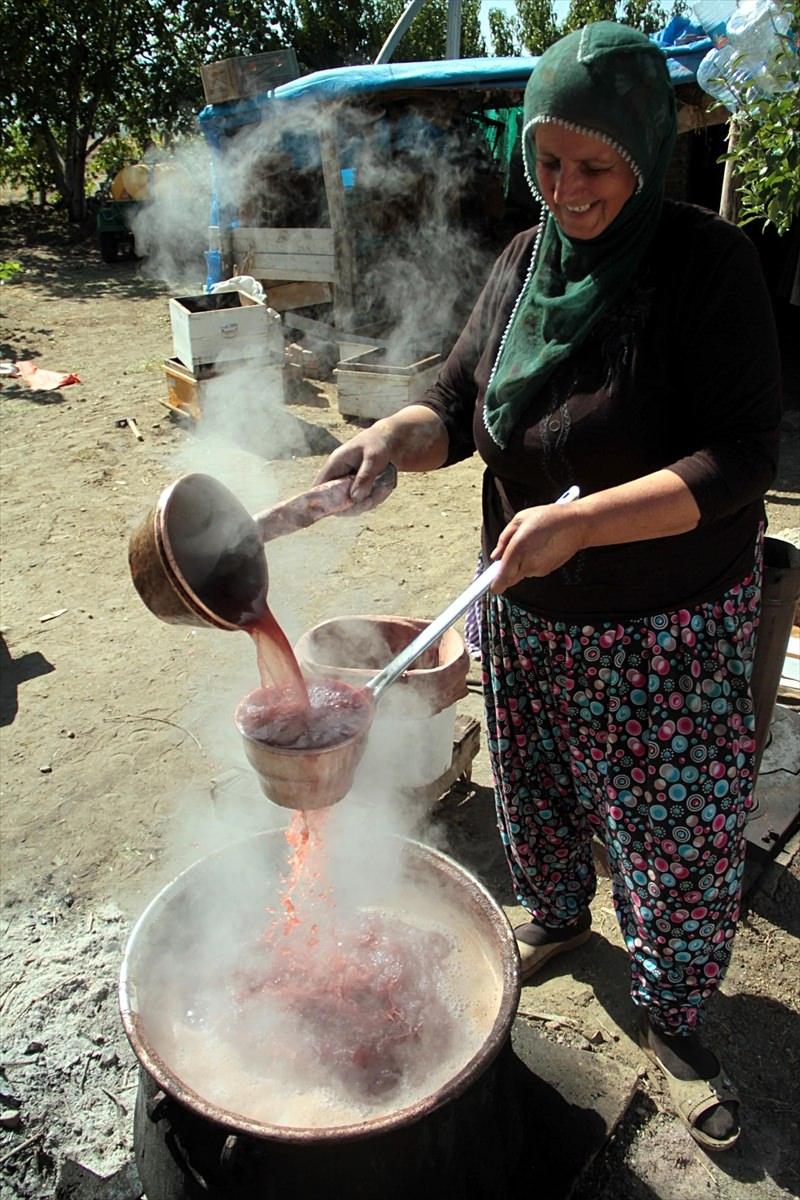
231, 227, 336, 283
200, 49, 299, 105
264, 281, 333, 312
335, 348, 442, 420
161, 357, 211, 421
169, 290, 282, 371
160, 357, 285, 421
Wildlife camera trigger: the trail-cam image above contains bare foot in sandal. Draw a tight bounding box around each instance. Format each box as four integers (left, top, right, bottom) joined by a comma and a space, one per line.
640, 1012, 741, 1150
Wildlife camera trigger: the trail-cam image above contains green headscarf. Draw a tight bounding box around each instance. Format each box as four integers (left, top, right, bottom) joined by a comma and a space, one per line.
483, 21, 676, 447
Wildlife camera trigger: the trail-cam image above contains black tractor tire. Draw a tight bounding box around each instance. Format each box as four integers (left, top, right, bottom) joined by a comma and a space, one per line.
99, 232, 119, 263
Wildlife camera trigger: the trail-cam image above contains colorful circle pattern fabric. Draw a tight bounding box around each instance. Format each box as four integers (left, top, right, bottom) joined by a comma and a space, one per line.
481, 556, 761, 1035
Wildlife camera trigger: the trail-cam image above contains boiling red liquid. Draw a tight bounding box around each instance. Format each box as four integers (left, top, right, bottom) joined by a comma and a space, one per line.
237, 913, 455, 1099
237, 680, 371, 750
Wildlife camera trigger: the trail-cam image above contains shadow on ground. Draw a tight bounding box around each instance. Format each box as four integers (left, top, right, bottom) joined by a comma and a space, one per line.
0, 635, 55, 726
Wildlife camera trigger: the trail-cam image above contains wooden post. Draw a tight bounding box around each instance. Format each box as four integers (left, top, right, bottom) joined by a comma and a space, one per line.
319, 116, 356, 331
719, 118, 740, 225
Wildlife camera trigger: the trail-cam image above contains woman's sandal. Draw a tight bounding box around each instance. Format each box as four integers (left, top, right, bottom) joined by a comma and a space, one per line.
638, 1015, 741, 1152
514, 919, 593, 983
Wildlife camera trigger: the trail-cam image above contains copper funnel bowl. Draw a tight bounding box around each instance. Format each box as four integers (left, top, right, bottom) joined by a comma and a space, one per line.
235, 684, 374, 810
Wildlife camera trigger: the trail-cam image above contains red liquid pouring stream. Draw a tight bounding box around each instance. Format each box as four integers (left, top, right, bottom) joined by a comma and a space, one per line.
233, 607, 454, 1100
243, 606, 309, 710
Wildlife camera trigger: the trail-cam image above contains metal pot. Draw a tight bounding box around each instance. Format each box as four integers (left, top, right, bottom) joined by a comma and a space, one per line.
120, 831, 520, 1145
128, 473, 267, 630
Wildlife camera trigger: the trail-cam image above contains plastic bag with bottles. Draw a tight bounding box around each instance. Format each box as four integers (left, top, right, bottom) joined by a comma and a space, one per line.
693, 0, 796, 110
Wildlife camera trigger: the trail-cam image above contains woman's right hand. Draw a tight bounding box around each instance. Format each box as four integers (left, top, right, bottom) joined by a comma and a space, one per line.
314, 422, 397, 514
314, 406, 450, 514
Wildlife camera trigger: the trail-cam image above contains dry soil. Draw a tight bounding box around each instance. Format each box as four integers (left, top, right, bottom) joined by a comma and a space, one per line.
1, 217, 798, 1199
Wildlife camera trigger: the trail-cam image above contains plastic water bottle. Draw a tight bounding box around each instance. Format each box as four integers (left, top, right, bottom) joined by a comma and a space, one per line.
696, 41, 761, 106
727, 0, 793, 92
204, 249, 223, 292
693, 0, 736, 45
694, 0, 793, 107
693, 0, 739, 107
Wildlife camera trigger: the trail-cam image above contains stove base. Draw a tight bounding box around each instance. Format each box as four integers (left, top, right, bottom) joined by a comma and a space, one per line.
134, 1039, 524, 1200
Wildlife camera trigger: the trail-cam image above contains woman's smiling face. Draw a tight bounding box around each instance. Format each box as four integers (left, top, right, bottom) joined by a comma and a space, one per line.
533, 124, 637, 240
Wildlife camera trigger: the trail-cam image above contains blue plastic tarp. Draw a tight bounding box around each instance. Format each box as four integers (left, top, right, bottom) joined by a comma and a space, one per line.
198, 26, 712, 139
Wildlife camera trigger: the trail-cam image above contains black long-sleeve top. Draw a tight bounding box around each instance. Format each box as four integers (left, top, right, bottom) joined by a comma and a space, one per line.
419, 200, 783, 622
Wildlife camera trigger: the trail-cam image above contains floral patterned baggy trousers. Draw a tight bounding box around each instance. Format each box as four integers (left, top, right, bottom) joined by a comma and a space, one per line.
481, 557, 762, 1035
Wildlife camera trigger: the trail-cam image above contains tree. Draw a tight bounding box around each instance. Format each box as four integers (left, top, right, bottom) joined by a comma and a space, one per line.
379, 0, 486, 60
561, 0, 617, 32
262, 0, 386, 70
487, 8, 523, 56
487, 0, 688, 54
517, 0, 559, 54
0, 121, 58, 207
0, 0, 204, 223
619, 0, 671, 34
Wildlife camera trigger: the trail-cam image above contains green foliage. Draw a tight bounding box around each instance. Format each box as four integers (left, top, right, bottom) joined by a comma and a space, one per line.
0, 260, 24, 283
0, 121, 58, 204
379, 0, 486, 60
619, 0, 670, 34
490, 0, 688, 55
562, 0, 617, 32
714, 0, 800, 236
487, 8, 524, 56
87, 134, 149, 190
518, 0, 560, 54
723, 19, 800, 236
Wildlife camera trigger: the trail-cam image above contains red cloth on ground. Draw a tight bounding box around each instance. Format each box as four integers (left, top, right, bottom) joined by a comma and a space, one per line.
16, 361, 81, 391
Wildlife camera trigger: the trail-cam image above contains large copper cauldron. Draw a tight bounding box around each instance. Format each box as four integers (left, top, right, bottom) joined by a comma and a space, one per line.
120, 831, 521, 1198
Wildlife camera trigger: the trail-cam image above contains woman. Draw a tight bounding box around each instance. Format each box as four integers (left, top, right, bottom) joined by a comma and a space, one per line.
316, 22, 782, 1151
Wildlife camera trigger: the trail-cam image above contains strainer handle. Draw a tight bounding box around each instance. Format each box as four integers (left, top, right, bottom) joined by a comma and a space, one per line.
366, 485, 580, 703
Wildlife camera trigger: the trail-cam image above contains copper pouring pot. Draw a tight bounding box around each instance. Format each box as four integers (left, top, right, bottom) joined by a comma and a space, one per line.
128, 469, 397, 631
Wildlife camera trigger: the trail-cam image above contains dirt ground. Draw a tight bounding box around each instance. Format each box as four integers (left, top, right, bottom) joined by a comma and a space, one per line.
1, 214, 799, 1199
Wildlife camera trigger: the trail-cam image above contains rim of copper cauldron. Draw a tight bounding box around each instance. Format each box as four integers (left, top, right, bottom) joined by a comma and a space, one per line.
128, 474, 259, 631
119, 832, 522, 1144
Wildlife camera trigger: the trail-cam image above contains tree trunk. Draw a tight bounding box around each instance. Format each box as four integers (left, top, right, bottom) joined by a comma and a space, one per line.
64, 124, 88, 224
39, 120, 89, 223
719, 119, 740, 226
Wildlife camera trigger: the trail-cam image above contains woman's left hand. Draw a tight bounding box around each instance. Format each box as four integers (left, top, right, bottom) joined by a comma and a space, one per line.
490, 504, 585, 592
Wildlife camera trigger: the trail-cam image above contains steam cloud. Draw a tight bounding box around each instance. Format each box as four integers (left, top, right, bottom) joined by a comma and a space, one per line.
123, 87, 507, 1125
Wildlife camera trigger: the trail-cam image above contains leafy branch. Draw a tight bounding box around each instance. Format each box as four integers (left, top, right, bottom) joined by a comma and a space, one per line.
722, 0, 800, 236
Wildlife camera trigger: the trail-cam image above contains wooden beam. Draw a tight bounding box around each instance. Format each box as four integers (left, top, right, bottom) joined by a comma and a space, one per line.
719, 119, 740, 224
677, 99, 730, 134
263, 281, 333, 311
232, 227, 335, 255
319, 118, 356, 330
243, 253, 337, 282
